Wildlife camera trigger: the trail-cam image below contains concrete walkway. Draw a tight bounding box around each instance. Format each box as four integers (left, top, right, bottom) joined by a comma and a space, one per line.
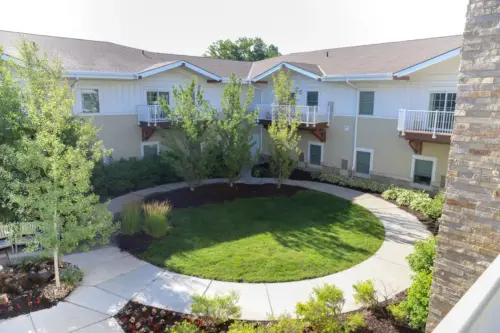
0, 178, 431, 333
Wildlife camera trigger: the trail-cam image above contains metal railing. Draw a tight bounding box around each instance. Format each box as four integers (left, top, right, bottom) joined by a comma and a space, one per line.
257, 104, 331, 127
137, 104, 169, 126
397, 109, 454, 138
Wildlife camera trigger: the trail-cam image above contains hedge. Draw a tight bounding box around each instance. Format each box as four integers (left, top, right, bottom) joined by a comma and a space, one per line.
312, 172, 390, 194
382, 187, 444, 221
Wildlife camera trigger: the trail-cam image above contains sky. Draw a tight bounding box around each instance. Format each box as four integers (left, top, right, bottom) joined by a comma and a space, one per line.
1, 0, 469, 56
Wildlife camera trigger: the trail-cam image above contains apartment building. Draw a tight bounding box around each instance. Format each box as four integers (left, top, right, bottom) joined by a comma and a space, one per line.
0, 31, 462, 190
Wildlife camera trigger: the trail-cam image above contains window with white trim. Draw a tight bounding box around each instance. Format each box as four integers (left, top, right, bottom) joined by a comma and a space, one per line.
429, 93, 456, 112
356, 150, 372, 174
81, 89, 100, 113
412, 157, 434, 186
306, 91, 319, 107
141, 142, 159, 158
146, 90, 169, 105
308, 142, 323, 166
359, 91, 374, 115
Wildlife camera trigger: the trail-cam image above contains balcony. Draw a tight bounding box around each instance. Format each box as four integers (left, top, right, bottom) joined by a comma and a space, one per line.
397, 109, 454, 145
137, 104, 169, 127
257, 104, 330, 128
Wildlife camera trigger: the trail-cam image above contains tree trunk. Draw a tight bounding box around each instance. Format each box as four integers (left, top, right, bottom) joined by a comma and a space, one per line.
53, 248, 60, 288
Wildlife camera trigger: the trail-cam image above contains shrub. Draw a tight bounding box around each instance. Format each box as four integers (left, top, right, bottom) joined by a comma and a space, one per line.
295, 284, 345, 332
60, 267, 84, 287
405, 271, 433, 331
387, 302, 407, 323
121, 203, 142, 235
92, 156, 180, 199
190, 291, 241, 325
406, 236, 437, 274
352, 280, 378, 309
422, 192, 445, 221
228, 321, 264, 333
142, 202, 171, 238
266, 314, 306, 333
313, 172, 390, 194
345, 313, 366, 332
381, 187, 444, 221
166, 321, 200, 333
381, 186, 399, 200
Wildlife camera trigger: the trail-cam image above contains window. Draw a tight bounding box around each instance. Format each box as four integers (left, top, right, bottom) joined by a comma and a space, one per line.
341, 159, 348, 170
359, 91, 375, 115
308, 142, 323, 166
412, 156, 435, 186
429, 93, 456, 112
147, 90, 169, 105
306, 91, 319, 107
141, 142, 159, 158
81, 89, 100, 113
355, 149, 373, 174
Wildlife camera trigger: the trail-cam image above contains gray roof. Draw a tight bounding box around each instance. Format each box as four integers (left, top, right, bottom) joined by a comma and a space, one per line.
0, 30, 463, 79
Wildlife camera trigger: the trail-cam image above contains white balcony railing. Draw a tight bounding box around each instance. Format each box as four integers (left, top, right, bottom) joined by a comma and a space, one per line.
397, 109, 454, 138
257, 104, 331, 127
137, 104, 168, 126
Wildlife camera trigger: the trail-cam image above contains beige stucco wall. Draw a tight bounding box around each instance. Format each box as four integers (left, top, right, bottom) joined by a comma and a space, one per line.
422, 142, 451, 187
325, 116, 355, 169
90, 115, 142, 159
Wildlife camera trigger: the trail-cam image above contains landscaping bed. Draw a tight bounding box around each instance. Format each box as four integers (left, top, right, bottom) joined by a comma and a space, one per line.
117, 183, 384, 282
0, 257, 82, 320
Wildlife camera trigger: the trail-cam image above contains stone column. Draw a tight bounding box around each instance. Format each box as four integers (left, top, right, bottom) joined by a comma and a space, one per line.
426, 1, 500, 331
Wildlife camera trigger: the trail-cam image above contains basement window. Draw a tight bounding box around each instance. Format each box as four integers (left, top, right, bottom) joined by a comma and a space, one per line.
141, 142, 159, 158
412, 156, 436, 186
308, 142, 323, 166
355, 149, 373, 175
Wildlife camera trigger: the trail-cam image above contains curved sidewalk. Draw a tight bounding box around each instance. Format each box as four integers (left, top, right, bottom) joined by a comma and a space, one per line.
0, 179, 431, 333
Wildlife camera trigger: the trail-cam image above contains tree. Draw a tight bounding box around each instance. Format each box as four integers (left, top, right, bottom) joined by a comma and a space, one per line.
214, 74, 258, 186
4, 41, 118, 287
267, 70, 301, 188
204, 37, 280, 61
159, 77, 217, 191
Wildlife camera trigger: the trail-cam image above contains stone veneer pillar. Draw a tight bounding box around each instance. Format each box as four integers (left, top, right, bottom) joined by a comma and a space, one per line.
426, 0, 500, 331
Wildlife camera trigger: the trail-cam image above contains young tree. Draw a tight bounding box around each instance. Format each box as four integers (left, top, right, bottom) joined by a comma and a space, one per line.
268, 70, 301, 188
159, 77, 217, 191
5, 41, 118, 287
204, 37, 280, 61
214, 74, 258, 186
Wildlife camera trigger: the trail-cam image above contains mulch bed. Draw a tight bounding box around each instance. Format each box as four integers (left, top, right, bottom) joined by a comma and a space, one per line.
114, 291, 419, 333
0, 258, 79, 320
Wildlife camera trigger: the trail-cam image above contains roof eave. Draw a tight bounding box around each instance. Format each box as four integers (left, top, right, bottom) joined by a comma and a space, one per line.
393, 47, 461, 78
137, 60, 222, 81
251, 62, 321, 82
66, 70, 137, 80
322, 73, 394, 82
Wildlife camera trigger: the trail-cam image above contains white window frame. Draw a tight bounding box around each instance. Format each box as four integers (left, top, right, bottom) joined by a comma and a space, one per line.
428, 90, 457, 111
141, 141, 160, 158
358, 90, 376, 116
144, 87, 170, 105
411, 155, 437, 189
354, 147, 374, 177
308, 141, 324, 168
306, 90, 320, 107
80, 87, 101, 114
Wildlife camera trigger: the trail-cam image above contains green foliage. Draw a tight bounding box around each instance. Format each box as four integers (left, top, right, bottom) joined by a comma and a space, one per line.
1, 41, 119, 287
352, 279, 378, 308
214, 74, 258, 186
92, 156, 180, 199
166, 321, 200, 333
387, 302, 407, 323
345, 313, 366, 332
142, 202, 171, 238
228, 321, 265, 333
405, 271, 433, 331
266, 314, 305, 333
295, 284, 345, 332
159, 77, 217, 191
60, 267, 84, 287
190, 291, 241, 325
381, 187, 444, 221
313, 172, 390, 194
407, 236, 437, 274
268, 70, 301, 188
121, 203, 143, 235
204, 37, 280, 61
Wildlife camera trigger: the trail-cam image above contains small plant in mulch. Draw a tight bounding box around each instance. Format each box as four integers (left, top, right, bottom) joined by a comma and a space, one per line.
0, 256, 82, 320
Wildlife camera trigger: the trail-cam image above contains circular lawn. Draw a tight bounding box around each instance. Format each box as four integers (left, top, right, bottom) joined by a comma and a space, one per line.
139, 184, 385, 283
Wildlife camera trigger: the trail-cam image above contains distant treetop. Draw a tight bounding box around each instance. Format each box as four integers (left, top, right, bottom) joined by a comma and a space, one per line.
204, 37, 281, 61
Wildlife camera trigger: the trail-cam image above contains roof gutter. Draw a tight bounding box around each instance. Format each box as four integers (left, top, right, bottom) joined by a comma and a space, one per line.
66, 70, 137, 80
322, 73, 394, 82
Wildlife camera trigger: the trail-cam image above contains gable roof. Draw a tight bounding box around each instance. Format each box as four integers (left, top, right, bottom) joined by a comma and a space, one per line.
0, 30, 463, 81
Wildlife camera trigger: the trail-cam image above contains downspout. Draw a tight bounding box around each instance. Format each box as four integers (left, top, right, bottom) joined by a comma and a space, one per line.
252, 83, 264, 156
345, 79, 359, 174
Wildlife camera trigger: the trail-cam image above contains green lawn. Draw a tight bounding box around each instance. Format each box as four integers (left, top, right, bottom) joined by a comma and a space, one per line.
142, 190, 385, 282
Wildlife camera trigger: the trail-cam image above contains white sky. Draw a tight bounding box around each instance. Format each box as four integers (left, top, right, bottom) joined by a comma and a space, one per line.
1, 0, 468, 55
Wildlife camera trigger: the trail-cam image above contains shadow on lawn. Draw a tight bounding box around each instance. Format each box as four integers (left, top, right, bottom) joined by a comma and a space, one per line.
141, 190, 385, 266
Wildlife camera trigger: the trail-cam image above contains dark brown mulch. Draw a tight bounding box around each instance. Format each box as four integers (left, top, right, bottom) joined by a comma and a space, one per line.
0, 258, 79, 320
116, 232, 155, 254
144, 183, 304, 209
114, 291, 419, 333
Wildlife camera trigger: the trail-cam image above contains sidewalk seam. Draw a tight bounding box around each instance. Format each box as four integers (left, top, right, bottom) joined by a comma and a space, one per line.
202, 280, 213, 296
264, 283, 274, 318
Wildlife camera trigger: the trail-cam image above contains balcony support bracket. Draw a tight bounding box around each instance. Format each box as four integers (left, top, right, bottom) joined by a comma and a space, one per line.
312, 128, 327, 142
408, 140, 423, 155
140, 125, 156, 141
